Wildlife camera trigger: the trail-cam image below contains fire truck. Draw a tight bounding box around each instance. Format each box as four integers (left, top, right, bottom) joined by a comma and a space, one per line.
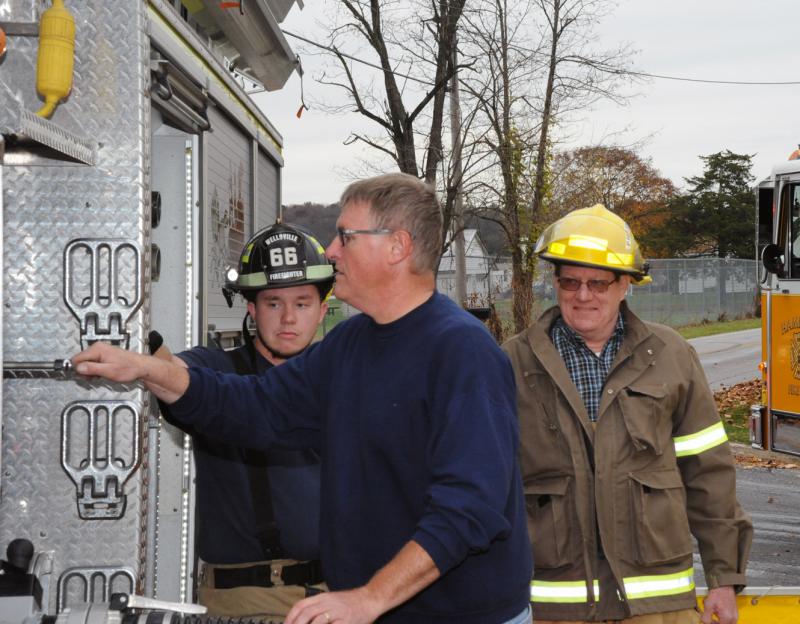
752, 151, 800, 456
0, 0, 300, 619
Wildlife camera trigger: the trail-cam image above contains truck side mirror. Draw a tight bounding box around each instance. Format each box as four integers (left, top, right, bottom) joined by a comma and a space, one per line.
761, 243, 785, 277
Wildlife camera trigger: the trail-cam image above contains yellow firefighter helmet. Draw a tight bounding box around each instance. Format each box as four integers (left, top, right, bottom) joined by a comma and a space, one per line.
534, 204, 652, 285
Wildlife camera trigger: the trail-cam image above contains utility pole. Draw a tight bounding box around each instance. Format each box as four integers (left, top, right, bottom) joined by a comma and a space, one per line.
449, 37, 467, 307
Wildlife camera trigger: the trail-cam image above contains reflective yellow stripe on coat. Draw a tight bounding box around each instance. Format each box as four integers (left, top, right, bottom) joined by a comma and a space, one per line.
530, 580, 599, 603
673, 422, 727, 457
623, 567, 695, 599
531, 568, 695, 603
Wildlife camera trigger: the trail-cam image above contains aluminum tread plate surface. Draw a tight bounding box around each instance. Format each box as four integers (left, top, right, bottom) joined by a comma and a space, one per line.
0, 381, 145, 607
1, 1, 151, 612
3, 4, 149, 361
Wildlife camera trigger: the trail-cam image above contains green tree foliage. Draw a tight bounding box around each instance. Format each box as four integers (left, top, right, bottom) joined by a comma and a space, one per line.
641, 150, 755, 259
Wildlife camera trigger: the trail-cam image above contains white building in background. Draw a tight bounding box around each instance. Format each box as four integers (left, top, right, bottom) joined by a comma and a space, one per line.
438, 229, 505, 304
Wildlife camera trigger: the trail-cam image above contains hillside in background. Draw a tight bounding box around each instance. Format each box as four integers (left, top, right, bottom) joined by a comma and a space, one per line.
283, 202, 339, 246
283, 202, 510, 258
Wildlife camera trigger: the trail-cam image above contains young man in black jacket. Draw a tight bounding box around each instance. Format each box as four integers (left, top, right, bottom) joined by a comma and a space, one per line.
157, 222, 333, 619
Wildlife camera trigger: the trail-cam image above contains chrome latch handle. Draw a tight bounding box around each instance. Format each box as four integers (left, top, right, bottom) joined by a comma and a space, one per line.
61, 400, 141, 520
63, 239, 143, 350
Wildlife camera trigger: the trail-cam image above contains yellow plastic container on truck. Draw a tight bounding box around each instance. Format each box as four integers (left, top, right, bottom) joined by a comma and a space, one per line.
36, 0, 76, 118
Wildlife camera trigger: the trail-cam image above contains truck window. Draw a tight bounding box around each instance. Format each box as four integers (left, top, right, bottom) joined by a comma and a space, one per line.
757, 186, 774, 282
791, 185, 800, 277
778, 183, 800, 279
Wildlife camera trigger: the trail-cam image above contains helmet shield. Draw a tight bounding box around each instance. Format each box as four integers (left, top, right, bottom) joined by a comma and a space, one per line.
535, 204, 651, 285
223, 223, 334, 305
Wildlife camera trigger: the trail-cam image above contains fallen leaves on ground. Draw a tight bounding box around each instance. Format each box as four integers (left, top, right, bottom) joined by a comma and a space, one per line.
734, 454, 799, 470
713, 379, 800, 469
713, 379, 761, 412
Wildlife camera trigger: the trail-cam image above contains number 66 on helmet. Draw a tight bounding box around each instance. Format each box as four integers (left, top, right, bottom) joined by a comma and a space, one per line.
222, 222, 335, 307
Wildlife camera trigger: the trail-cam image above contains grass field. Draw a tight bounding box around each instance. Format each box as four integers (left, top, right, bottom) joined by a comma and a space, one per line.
317, 302, 349, 339
676, 317, 760, 339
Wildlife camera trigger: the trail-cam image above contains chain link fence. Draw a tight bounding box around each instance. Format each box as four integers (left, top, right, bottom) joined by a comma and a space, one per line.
321, 257, 759, 333
626, 258, 759, 326
437, 256, 760, 328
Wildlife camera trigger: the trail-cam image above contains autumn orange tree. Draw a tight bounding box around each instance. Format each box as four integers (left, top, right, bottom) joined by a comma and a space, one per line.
550, 145, 676, 258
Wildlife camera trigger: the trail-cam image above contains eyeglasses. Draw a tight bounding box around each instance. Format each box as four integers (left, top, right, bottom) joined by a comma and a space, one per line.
556, 276, 618, 294
336, 227, 394, 246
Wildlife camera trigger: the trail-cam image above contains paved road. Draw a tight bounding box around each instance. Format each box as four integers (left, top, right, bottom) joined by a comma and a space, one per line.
692, 466, 800, 589
688, 328, 760, 390
735, 467, 800, 588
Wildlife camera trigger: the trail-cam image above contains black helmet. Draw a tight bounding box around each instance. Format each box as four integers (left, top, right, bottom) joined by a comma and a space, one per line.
222, 222, 334, 307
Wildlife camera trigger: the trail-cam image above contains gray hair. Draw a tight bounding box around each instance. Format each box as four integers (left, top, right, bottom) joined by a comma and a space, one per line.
340, 173, 443, 274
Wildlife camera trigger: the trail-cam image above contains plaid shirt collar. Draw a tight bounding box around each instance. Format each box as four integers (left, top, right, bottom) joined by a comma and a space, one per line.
550, 312, 626, 422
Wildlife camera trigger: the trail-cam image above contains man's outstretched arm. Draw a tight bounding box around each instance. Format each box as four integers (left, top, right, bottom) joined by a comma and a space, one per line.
72, 342, 190, 404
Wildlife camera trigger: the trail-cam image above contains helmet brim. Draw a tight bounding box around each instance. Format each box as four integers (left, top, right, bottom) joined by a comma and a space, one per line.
543, 256, 651, 286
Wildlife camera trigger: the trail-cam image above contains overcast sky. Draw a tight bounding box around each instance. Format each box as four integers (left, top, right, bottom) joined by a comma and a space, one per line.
254, 0, 800, 206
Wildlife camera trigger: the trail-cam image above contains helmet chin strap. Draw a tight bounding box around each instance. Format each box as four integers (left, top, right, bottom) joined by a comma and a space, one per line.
241, 313, 259, 368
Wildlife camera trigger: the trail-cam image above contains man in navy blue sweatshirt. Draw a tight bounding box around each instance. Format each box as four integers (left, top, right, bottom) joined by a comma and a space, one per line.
73, 173, 533, 624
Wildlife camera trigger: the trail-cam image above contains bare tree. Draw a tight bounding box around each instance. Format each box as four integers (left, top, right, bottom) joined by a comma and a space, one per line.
438, 34, 507, 302
460, 0, 637, 332
318, 0, 467, 187
455, 1, 537, 328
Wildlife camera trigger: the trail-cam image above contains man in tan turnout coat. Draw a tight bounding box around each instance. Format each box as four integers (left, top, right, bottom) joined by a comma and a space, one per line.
503, 205, 752, 624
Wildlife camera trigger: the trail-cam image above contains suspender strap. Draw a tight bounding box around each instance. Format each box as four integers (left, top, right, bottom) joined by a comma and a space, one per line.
225, 346, 284, 559
226, 343, 257, 376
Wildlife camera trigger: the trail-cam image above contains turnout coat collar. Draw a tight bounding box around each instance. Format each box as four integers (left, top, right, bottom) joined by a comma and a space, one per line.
522, 303, 663, 441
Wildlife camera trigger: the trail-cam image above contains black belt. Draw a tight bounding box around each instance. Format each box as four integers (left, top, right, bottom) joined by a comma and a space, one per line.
212, 560, 323, 589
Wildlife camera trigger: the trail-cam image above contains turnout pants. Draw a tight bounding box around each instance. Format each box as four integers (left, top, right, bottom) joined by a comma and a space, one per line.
198, 558, 326, 619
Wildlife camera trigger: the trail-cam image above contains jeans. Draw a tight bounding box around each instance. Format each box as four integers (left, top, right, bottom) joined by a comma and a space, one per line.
502, 605, 533, 624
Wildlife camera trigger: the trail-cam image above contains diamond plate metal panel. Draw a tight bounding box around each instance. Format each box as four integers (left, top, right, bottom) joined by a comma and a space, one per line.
0, 0, 39, 23
2, 1, 292, 611
1, 0, 152, 614
0, 380, 147, 613
3, 1, 150, 361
